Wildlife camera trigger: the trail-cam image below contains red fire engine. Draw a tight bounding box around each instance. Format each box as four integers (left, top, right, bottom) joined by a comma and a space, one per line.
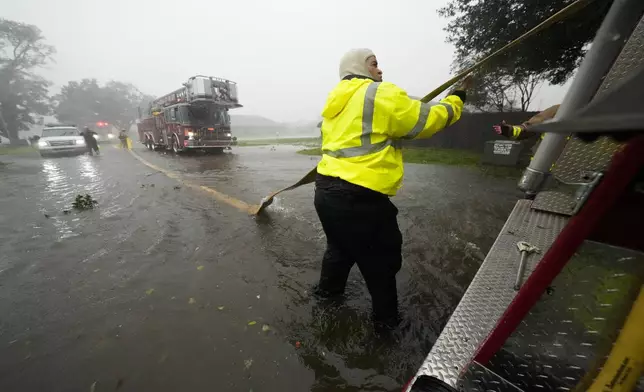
137, 75, 242, 153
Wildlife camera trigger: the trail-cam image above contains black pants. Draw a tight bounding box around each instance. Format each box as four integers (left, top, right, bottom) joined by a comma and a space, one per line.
314, 174, 402, 328
85, 138, 99, 155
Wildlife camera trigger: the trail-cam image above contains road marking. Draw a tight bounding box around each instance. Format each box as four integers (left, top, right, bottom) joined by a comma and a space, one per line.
127, 148, 257, 214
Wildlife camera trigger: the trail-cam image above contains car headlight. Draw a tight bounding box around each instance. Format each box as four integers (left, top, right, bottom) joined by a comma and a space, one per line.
187, 132, 194, 137
107, 133, 114, 139
225, 132, 232, 137
93, 134, 100, 140
76, 139, 86, 146
38, 140, 48, 147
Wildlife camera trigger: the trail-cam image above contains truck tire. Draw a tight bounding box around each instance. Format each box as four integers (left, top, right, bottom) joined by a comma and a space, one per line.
172, 136, 181, 154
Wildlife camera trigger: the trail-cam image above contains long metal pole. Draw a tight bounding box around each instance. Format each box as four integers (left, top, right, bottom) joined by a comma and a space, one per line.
518, 0, 644, 196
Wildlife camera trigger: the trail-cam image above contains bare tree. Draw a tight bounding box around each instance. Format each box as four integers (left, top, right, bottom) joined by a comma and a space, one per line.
456, 58, 544, 113
513, 73, 544, 112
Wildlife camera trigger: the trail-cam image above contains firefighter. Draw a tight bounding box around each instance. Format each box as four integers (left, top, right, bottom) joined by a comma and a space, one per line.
118, 129, 128, 149
82, 126, 100, 155
314, 48, 470, 331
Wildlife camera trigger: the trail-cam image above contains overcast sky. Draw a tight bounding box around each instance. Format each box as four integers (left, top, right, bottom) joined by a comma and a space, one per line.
4, 0, 566, 122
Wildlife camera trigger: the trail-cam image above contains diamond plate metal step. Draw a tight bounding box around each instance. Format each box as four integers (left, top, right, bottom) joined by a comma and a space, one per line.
458, 242, 644, 392
532, 11, 644, 215
412, 200, 568, 386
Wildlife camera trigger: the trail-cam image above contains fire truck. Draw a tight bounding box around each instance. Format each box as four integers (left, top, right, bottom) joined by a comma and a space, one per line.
405, 1, 644, 391
137, 75, 242, 153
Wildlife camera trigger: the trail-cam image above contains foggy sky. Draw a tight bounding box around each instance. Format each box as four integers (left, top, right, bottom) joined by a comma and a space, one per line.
4, 0, 565, 123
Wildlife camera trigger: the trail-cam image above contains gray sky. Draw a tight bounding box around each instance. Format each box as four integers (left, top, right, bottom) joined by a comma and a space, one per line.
5, 0, 565, 122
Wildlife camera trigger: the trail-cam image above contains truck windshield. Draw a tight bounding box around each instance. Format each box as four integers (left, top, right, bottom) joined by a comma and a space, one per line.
42, 128, 79, 137
183, 105, 229, 126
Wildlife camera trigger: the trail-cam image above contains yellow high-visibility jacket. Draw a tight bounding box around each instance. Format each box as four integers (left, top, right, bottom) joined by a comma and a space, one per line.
317, 78, 464, 195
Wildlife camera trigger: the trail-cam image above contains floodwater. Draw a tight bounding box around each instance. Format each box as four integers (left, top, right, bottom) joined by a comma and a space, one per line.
0, 144, 520, 392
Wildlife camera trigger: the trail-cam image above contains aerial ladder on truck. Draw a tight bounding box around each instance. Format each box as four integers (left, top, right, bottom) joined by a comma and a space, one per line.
406, 0, 644, 391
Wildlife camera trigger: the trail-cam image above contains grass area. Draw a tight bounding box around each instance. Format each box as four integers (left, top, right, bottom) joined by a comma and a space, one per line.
0, 145, 38, 156
402, 147, 480, 166
297, 147, 523, 179
237, 137, 320, 147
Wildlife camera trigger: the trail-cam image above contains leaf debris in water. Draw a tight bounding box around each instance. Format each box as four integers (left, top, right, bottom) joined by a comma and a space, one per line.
244, 359, 253, 369
262, 325, 270, 332
197, 265, 204, 271
248, 321, 257, 326
145, 289, 155, 295
217, 306, 225, 310
188, 298, 197, 305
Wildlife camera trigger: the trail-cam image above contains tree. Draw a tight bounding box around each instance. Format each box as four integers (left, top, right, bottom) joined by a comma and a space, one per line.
514, 72, 543, 112
464, 66, 544, 112
439, 0, 613, 85
0, 18, 54, 143
54, 79, 154, 129
102, 81, 155, 129
53, 79, 103, 128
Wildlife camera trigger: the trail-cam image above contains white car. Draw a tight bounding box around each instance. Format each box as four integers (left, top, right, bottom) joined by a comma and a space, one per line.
37, 126, 87, 157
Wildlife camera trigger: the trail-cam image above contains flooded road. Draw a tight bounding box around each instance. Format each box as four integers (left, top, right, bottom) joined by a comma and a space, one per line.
0, 144, 520, 392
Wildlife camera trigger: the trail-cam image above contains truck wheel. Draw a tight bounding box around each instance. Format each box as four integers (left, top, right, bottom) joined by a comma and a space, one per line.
172, 137, 181, 154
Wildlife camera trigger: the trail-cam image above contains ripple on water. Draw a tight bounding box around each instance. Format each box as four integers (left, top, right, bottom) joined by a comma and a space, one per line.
39, 156, 111, 241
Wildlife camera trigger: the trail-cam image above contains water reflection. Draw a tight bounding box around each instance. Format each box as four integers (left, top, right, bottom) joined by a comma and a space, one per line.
79, 156, 98, 180
41, 160, 77, 240
40, 157, 104, 240
42, 159, 66, 196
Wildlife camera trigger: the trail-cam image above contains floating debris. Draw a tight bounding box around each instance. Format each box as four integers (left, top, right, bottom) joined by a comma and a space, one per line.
173, 186, 181, 190
248, 321, 257, 326
244, 359, 253, 370
197, 265, 204, 271
262, 325, 271, 332
217, 306, 225, 311
295, 341, 301, 348
72, 194, 98, 210
256, 295, 260, 299
188, 298, 197, 305
145, 288, 155, 295
90, 381, 97, 392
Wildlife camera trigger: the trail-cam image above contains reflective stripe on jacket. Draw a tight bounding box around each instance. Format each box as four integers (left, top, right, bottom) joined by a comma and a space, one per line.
317, 78, 463, 196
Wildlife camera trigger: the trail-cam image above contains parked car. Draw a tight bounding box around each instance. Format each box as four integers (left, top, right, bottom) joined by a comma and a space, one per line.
36, 125, 87, 157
